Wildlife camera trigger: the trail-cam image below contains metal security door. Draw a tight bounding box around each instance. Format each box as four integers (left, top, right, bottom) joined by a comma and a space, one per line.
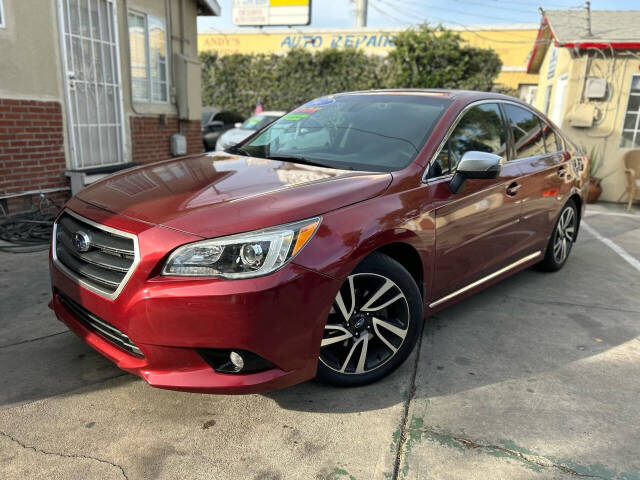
58, 0, 125, 168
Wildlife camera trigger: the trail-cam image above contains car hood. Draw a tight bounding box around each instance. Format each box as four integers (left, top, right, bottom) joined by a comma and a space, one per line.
76, 153, 392, 238
218, 128, 253, 146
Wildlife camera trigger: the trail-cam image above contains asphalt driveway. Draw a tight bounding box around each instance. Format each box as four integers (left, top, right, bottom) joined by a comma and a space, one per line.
1, 203, 639, 480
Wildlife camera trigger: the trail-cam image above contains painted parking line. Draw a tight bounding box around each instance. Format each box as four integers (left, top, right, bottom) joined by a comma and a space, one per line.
584, 210, 639, 219
581, 221, 640, 273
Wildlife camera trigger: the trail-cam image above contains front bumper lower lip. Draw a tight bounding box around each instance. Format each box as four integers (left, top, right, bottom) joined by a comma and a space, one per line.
51, 292, 316, 394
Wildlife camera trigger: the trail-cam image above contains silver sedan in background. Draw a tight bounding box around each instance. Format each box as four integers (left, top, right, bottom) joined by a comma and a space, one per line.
215, 111, 286, 151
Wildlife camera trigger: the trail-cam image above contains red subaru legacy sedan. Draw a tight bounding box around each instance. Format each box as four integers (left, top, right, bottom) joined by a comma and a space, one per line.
50, 90, 588, 393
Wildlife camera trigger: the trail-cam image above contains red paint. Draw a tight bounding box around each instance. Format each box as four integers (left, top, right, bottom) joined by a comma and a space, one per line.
558, 41, 640, 50
49, 91, 587, 394
526, 17, 549, 74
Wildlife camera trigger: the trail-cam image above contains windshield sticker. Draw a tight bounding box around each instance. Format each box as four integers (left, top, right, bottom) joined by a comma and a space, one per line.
294, 107, 321, 115
283, 113, 310, 121
305, 96, 335, 107
283, 106, 323, 121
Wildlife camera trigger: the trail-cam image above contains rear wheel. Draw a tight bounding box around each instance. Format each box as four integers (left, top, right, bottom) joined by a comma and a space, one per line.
539, 199, 578, 271
316, 252, 423, 387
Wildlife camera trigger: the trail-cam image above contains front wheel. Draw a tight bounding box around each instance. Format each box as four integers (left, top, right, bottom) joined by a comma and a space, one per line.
316, 252, 424, 387
539, 199, 578, 271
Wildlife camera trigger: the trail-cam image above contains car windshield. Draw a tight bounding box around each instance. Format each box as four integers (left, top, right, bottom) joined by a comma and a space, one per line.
201, 111, 213, 125
239, 94, 451, 172
241, 114, 279, 131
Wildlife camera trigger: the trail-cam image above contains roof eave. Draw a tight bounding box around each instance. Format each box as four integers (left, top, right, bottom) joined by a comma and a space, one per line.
558, 41, 640, 50
198, 0, 221, 16
526, 17, 554, 74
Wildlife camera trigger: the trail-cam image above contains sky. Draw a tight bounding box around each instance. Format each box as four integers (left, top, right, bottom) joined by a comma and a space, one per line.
197, 0, 640, 32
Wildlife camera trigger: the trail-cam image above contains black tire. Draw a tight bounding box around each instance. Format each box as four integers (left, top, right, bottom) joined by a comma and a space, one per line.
316, 252, 424, 387
538, 199, 578, 272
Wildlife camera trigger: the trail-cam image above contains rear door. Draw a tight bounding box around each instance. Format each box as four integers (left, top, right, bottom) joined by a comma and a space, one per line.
503, 103, 568, 254
429, 103, 527, 303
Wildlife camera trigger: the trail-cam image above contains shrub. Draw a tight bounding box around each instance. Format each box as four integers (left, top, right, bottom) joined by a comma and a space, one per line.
200, 25, 503, 116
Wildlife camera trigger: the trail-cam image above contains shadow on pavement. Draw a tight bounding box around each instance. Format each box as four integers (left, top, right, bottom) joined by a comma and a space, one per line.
267, 236, 640, 413
2, 215, 639, 414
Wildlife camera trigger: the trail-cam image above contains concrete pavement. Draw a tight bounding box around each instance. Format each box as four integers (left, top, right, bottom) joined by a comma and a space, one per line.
1, 203, 639, 479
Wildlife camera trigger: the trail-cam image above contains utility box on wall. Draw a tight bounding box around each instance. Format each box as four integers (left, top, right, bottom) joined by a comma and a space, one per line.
568, 104, 596, 128
585, 77, 607, 100
174, 53, 202, 121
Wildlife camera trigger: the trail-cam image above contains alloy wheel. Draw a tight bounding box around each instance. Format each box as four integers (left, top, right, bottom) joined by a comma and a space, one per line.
552, 206, 576, 264
320, 273, 410, 375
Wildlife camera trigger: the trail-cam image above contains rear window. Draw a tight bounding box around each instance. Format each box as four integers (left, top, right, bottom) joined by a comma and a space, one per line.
503, 104, 546, 160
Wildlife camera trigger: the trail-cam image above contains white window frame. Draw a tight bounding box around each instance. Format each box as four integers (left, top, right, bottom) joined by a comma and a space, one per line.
127, 9, 169, 104
547, 46, 558, 79
0, 0, 6, 29
543, 84, 553, 115
620, 74, 640, 149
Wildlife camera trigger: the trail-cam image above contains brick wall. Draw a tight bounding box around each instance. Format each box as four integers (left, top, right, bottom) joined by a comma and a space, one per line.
130, 116, 203, 164
0, 98, 69, 214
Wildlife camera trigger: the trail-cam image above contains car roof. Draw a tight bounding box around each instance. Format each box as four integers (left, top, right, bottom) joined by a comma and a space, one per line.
332, 89, 543, 117
335, 88, 522, 103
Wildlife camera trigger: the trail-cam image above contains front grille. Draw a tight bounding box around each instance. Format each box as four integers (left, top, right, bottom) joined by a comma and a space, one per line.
59, 293, 144, 357
54, 211, 137, 298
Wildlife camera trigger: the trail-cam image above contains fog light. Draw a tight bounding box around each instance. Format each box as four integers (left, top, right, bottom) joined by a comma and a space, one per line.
197, 348, 275, 374
230, 351, 244, 371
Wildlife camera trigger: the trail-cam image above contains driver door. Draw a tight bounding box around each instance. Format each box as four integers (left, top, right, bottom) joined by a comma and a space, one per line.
428, 103, 526, 304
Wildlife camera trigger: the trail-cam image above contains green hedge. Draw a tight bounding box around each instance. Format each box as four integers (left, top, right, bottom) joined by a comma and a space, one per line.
201, 25, 503, 117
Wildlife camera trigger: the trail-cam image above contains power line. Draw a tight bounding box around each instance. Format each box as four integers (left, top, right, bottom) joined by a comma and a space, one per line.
387, 0, 538, 24
451, 0, 540, 15
369, 0, 417, 25
371, 0, 554, 46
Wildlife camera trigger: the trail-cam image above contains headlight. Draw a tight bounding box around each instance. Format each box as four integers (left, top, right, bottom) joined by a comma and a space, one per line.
162, 217, 321, 278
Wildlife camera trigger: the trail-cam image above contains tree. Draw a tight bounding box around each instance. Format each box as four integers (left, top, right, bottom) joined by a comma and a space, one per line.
388, 24, 502, 91
200, 25, 504, 115
200, 49, 386, 117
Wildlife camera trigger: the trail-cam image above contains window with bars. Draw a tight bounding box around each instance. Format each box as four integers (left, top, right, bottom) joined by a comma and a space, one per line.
128, 11, 168, 103
621, 76, 640, 148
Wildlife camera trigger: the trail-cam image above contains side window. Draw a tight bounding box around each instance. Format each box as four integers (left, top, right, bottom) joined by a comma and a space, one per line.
231, 112, 245, 124
219, 112, 235, 125
541, 122, 560, 153
436, 104, 506, 176
504, 104, 546, 160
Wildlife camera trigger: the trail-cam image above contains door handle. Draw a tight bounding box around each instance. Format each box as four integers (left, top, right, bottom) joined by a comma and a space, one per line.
557, 165, 567, 177
506, 182, 521, 196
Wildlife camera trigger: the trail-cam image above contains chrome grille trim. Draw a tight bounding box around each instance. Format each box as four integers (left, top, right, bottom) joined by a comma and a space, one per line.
52, 209, 140, 300
59, 294, 144, 357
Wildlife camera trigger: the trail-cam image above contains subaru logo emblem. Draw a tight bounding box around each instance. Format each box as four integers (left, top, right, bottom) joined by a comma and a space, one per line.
73, 231, 91, 252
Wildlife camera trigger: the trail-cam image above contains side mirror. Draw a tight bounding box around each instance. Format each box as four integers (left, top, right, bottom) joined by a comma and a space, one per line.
450, 151, 502, 194
209, 120, 224, 128
234, 122, 243, 128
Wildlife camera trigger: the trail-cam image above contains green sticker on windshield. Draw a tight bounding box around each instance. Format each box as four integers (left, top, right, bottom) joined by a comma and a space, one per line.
283, 113, 310, 121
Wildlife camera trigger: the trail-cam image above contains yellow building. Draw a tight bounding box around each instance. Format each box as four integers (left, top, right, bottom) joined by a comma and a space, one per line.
198, 25, 539, 97
528, 9, 640, 203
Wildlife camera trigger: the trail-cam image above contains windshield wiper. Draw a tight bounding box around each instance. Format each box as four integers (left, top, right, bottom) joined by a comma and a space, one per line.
264, 154, 348, 170
226, 145, 251, 156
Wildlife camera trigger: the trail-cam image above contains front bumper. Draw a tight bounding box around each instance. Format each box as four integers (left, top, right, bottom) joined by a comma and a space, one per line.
49, 199, 341, 394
